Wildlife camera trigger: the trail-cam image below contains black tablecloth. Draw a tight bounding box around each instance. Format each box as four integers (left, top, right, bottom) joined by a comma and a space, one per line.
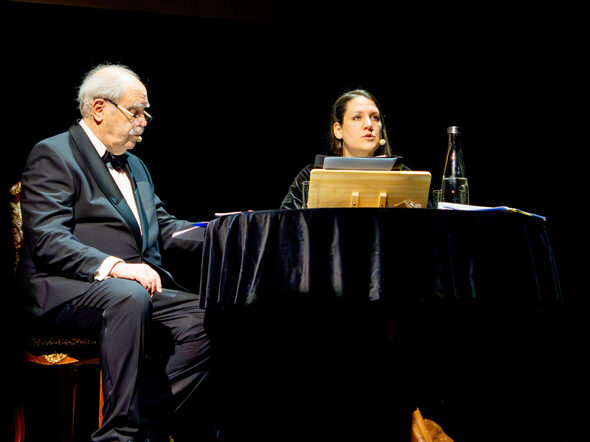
199, 208, 567, 441
200, 208, 561, 308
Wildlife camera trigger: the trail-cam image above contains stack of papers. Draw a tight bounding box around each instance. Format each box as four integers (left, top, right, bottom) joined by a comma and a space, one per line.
437, 202, 546, 221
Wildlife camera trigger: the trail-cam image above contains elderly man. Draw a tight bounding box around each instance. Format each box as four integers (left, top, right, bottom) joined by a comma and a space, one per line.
20, 64, 211, 441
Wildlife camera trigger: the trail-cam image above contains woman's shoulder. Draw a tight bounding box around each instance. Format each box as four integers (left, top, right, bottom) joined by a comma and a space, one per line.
294, 163, 315, 179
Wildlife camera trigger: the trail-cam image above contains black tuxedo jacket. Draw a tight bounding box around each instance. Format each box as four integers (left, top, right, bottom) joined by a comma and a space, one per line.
21, 124, 198, 318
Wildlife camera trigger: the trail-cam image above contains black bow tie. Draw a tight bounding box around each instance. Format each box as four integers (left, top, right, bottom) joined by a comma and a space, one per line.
102, 151, 128, 171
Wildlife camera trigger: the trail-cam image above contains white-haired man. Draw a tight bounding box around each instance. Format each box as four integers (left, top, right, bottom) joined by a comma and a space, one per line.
20, 64, 211, 441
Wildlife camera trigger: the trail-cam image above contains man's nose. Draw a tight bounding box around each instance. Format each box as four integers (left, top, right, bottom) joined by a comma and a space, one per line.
136, 116, 148, 127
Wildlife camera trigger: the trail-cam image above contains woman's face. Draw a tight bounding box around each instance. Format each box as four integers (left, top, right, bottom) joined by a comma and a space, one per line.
333, 95, 382, 157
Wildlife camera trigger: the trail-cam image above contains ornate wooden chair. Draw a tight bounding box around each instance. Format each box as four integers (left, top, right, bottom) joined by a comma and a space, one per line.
10, 181, 103, 442
411, 408, 454, 442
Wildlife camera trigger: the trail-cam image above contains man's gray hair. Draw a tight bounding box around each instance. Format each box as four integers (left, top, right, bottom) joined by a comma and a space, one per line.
77, 64, 143, 117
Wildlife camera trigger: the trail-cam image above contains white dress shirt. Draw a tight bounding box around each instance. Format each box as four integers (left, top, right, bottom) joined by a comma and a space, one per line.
79, 120, 142, 279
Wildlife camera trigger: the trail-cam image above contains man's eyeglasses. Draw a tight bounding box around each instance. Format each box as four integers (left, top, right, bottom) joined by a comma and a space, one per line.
103, 98, 153, 125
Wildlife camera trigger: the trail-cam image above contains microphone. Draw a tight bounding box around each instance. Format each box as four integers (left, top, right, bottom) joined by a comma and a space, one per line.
372, 131, 386, 146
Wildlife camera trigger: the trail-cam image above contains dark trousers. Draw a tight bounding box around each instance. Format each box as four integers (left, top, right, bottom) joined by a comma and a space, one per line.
41, 278, 211, 441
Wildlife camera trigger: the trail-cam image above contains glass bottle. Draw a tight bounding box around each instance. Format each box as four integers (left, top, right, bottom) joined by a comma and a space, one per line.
441, 126, 469, 204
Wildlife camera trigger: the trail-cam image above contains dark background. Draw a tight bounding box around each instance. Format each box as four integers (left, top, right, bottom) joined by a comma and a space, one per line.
3, 0, 588, 439
2, 0, 587, 301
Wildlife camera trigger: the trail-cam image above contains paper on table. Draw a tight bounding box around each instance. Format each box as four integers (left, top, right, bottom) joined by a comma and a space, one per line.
214, 211, 242, 217
172, 223, 208, 241
437, 202, 546, 221
214, 210, 254, 217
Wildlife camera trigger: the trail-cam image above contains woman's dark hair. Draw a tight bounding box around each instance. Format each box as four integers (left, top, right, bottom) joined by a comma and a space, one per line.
329, 89, 392, 156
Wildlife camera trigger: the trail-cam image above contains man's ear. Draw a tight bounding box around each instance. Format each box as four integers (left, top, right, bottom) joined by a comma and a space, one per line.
92, 98, 107, 123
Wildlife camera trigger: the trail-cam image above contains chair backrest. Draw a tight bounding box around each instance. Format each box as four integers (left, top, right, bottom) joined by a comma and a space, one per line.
9, 181, 23, 273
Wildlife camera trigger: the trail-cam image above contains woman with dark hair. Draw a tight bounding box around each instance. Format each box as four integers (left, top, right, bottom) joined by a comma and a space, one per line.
280, 89, 407, 209
329, 89, 392, 157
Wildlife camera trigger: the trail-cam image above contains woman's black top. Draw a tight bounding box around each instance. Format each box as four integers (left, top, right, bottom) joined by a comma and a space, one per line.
280, 164, 315, 209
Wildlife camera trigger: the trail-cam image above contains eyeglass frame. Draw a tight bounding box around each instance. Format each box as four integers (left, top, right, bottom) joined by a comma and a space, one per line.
102, 98, 153, 125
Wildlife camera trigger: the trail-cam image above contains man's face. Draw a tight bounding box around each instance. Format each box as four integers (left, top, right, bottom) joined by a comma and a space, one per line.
95, 80, 149, 155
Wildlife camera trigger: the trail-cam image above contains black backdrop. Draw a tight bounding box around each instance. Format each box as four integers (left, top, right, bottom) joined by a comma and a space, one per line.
3, 1, 589, 438
2, 1, 587, 302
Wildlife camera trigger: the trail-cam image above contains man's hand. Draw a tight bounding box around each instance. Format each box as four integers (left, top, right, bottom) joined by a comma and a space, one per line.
109, 262, 162, 295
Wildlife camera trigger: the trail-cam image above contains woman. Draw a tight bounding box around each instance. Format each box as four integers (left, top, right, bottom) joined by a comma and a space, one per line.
280, 89, 408, 209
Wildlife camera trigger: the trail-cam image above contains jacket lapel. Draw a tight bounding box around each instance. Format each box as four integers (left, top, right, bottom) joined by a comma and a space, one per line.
127, 161, 152, 253
69, 124, 143, 248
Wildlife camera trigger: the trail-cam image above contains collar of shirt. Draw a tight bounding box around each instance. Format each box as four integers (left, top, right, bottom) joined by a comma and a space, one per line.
79, 119, 108, 158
